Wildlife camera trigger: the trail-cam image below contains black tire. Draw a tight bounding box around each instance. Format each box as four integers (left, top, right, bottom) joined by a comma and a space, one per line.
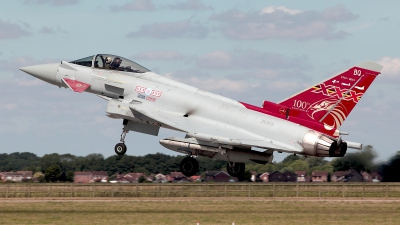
227, 162, 245, 177
237, 174, 245, 182
180, 157, 199, 177
115, 143, 127, 155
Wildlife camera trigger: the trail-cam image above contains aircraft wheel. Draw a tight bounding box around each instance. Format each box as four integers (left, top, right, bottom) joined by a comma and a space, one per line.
115, 143, 127, 155
180, 157, 199, 177
227, 162, 245, 177
237, 174, 245, 182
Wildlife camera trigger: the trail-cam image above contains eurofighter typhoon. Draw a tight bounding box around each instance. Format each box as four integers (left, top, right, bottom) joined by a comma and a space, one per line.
20, 54, 383, 179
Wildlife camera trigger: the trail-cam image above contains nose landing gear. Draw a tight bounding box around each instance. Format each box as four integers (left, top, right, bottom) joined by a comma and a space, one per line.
115, 128, 128, 155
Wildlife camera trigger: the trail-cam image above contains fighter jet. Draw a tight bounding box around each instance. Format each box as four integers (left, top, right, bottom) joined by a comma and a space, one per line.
20, 54, 382, 179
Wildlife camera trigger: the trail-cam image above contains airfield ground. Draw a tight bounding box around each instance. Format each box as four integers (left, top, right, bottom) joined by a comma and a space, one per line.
0, 198, 399, 224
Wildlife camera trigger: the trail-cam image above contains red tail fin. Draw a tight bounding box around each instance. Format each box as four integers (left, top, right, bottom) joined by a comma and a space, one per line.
278, 61, 382, 134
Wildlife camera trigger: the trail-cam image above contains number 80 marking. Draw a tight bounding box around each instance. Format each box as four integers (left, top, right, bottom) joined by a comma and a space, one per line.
354, 69, 361, 76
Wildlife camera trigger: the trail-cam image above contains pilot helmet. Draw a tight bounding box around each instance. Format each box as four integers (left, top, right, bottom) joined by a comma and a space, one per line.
113, 57, 122, 67
105, 57, 112, 64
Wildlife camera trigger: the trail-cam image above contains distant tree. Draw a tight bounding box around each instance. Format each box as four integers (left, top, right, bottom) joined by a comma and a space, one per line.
66, 171, 74, 182
309, 166, 323, 174
59, 154, 77, 172
34, 172, 45, 183
289, 160, 309, 171
103, 155, 135, 175
321, 163, 334, 174
23, 166, 37, 173
0, 152, 40, 172
33, 172, 44, 178
282, 155, 300, 166
108, 174, 117, 182
83, 153, 104, 171
241, 170, 252, 182
305, 157, 327, 168
246, 163, 276, 174
273, 162, 286, 172
59, 172, 67, 182
279, 166, 294, 173
45, 164, 61, 182
133, 166, 150, 175
41, 154, 61, 173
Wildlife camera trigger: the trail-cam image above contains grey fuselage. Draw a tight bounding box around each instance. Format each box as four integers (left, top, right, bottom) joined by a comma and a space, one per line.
54, 61, 311, 155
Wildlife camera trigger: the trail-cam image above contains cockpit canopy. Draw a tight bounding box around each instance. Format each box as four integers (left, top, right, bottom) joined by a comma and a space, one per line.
70, 54, 150, 73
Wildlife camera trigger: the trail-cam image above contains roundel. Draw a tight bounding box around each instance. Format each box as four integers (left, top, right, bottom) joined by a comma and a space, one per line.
145, 88, 152, 96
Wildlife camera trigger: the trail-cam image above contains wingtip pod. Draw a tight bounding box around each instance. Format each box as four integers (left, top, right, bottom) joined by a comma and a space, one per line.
356, 61, 383, 73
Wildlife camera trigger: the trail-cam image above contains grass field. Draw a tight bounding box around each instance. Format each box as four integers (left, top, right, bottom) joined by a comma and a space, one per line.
0, 198, 399, 225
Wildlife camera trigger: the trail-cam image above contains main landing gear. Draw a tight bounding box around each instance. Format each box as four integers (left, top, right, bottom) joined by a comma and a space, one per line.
227, 162, 245, 181
180, 156, 199, 177
115, 128, 128, 155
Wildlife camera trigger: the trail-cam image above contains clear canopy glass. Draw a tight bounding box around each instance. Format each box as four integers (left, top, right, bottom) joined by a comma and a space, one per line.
70, 54, 150, 73
70, 55, 94, 67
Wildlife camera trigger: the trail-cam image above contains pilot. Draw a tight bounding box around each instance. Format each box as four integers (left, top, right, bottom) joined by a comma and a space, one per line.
110, 57, 122, 69
105, 56, 112, 69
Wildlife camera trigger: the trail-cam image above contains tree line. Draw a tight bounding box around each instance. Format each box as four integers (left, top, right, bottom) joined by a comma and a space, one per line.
1, 145, 400, 182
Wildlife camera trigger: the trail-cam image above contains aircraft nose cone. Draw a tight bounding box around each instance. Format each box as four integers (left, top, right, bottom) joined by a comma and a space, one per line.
20, 63, 59, 85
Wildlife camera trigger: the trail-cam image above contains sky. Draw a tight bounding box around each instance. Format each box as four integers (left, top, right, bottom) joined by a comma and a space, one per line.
0, 0, 400, 163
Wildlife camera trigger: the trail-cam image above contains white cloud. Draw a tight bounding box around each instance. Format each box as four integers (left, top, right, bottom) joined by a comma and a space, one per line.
110, 0, 155, 12
210, 5, 357, 40
261, 6, 302, 15
378, 57, 400, 80
0, 56, 61, 73
163, 68, 209, 79
188, 77, 248, 93
22, 0, 80, 6
266, 80, 302, 90
246, 69, 280, 79
15, 78, 43, 87
127, 20, 209, 39
0, 103, 17, 111
196, 49, 310, 70
39, 26, 55, 34
134, 50, 183, 61
0, 19, 31, 39
163, 70, 248, 93
165, 0, 212, 11
197, 51, 232, 69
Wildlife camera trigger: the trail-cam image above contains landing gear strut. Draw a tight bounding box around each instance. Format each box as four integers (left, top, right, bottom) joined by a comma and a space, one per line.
180, 157, 199, 177
227, 162, 245, 181
115, 128, 128, 155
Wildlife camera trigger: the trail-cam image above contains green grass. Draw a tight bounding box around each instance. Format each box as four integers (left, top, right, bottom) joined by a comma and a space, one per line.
0, 198, 399, 224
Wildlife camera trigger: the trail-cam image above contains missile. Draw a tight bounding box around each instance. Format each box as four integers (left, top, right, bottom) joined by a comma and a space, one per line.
159, 138, 273, 164
159, 139, 227, 154
186, 132, 242, 145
